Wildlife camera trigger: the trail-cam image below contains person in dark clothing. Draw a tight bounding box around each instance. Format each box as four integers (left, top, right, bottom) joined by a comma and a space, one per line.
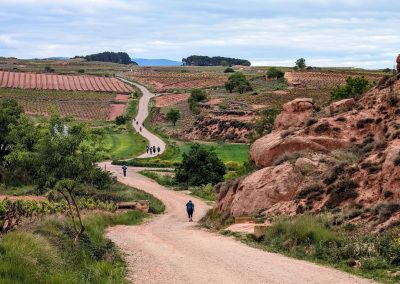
122, 165, 127, 177
152, 146, 156, 153
140, 127, 142, 132
186, 200, 194, 222
157, 146, 161, 154
149, 148, 153, 155
146, 146, 149, 154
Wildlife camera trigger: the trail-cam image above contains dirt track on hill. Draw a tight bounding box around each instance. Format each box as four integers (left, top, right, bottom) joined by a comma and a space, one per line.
103, 162, 376, 284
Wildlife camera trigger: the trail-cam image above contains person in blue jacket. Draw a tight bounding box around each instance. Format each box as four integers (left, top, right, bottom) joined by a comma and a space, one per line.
122, 165, 127, 177
186, 200, 194, 222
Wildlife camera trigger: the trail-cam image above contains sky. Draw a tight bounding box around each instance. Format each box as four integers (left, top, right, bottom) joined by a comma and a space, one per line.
0, 0, 399, 68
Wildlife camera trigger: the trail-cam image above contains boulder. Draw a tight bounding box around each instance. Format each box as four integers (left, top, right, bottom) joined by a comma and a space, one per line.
250, 132, 350, 168
295, 157, 318, 174
214, 162, 303, 216
397, 54, 400, 73
328, 98, 356, 114
274, 98, 316, 130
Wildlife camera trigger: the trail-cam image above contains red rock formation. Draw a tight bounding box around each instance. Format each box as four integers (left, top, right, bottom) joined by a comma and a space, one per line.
397, 54, 400, 73
273, 98, 316, 130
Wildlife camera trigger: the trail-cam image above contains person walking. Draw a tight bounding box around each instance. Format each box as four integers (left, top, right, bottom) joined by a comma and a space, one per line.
157, 146, 161, 154
149, 147, 153, 155
186, 200, 194, 222
146, 146, 149, 154
152, 146, 156, 153
122, 165, 127, 177
140, 126, 142, 132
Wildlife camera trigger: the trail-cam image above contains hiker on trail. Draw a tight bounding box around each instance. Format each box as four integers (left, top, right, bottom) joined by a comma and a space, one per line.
122, 165, 127, 177
186, 200, 194, 222
136, 121, 138, 125
140, 127, 142, 132
157, 146, 161, 154
149, 148, 153, 155
152, 146, 156, 153
146, 146, 149, 154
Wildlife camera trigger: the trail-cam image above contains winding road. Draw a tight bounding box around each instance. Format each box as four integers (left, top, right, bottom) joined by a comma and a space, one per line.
103, 82, 375, 283
118, 78, 166, 158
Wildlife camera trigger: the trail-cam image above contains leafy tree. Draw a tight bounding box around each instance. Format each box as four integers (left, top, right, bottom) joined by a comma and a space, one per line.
267, 67, 285, 80
224, 72, 252, 94
0, 100, 23, 164
166, 108, 180, 126
115, 115, 127, 125
188, 89, 207, 113
331, 76, 372, 101
295, 58, 306, 70
44, 66, 55, 73
175, 144, 226, 186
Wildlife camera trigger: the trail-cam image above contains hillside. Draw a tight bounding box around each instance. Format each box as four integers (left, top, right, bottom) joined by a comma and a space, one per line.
214, 70, 400, 232
182, 55, 251, 66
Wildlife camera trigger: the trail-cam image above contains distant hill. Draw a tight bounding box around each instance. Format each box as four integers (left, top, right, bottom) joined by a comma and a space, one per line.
182, 55, 251, 67
134, 58, 181, 66
81, 52, 137, 65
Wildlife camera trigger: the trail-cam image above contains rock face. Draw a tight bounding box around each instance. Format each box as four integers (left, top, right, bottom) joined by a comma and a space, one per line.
397, 54, 400, 73
273, 98, 315, 130
214, 74, 400, 229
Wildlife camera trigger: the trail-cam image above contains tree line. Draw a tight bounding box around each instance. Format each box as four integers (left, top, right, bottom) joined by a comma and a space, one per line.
182, 55, 251, 66
80, 51, 137, 65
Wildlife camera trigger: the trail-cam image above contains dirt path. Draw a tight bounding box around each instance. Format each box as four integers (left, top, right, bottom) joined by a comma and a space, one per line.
118, 78, 166, 158
103, 162, 375, 284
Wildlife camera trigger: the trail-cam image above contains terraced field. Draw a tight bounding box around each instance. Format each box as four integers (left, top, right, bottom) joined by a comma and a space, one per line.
0, 88, 123, 120
126, 70, 227, 92
0, 71, 133, 93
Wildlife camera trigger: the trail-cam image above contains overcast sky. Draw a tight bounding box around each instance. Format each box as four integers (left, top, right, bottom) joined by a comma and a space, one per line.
0, 0, 399, 68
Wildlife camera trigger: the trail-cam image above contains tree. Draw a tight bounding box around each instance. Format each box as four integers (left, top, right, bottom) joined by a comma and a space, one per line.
331, 76, 372, 101
188, 89, 207, 113
295, 58, 306, 70
175, 144, 226, 186
166, 108, 180, 126
115, 115, 127, 125
0, 100, 23, 164
182, 55, 251, 66
266, 67, 285, 80
84, 51, 137, 65
224, 72, 252, 94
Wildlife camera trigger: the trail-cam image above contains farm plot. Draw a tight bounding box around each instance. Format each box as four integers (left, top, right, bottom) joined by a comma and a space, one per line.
0, 88, 124, 120
0, 71, 133, 93
285, 71, 383, 89
155, 93, 190, 107
126, 70, 227, 92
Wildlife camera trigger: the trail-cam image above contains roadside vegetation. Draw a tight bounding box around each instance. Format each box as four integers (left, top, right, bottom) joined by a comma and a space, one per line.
0, 99, 164, 282
201, 212, 400, 283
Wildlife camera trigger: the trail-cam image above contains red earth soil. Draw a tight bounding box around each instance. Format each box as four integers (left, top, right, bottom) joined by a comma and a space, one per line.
0, 71, 133, 93
155, 93, 190, 107
108, 104, 127, 120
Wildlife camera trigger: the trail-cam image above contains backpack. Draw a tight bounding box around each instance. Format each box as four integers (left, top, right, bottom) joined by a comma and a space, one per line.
186, 202, 194, 211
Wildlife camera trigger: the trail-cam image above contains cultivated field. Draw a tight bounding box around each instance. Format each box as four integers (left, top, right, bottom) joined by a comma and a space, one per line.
285, 70, 384, 88
0, 88, 126, 120
126, 69, 228, 92
155, 93, 190, 107
0, 71, 133, 93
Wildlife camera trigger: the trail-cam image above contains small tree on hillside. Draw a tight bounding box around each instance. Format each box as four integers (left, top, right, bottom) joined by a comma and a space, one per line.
166, 108, 180, 126
188, 89, 207, 113
224, 72, 252, 94
331, 76, 372, 101
175, 144, 226, 186
295, 58, 306, 70
266, 67, 285, 80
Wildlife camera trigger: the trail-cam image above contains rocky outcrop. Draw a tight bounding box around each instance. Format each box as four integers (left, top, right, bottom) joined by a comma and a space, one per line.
250, 132, 350, 167
273, 98, 315, 130
397, 54, 400, 73
214, 66, 400, 229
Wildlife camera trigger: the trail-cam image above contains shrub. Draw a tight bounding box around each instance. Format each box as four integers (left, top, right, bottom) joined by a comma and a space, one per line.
295, 184, 325, 200
314, 122, 330, 133
224, 72, 252, 94
224, 67, 235, 73
383, 190, 393, 199
188, 89, 207, 113
325, 179, 358, 208
115, 115, 127, 125
191, 183, 215, 201
305, 117, 318, 127
175, 144, 226, 186
331, 76, 372, 101
266, 67, 285, 80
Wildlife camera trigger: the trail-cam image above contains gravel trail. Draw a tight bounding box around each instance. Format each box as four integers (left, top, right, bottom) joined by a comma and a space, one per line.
103, 162, 376, 284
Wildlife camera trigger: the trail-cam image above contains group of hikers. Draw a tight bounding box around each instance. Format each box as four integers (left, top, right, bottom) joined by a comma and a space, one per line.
146, 145, 161, 155
133, 118, 143, 132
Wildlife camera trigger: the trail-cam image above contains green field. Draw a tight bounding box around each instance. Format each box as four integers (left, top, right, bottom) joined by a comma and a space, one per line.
104, 131, 147, 160
176, 142, 250, 163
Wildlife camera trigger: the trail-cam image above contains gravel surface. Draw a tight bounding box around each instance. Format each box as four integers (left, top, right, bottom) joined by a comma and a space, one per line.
103, 162, 376, 284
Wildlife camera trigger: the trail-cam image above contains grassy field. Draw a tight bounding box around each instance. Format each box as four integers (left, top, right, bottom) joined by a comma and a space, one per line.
104, 131, 147, 160
176, 142, 250, 163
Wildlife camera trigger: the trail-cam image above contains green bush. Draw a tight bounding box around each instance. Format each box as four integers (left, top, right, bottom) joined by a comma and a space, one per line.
266, 67, 285, 80
331, 76, 372, 101
224, 72, 252, 94
224, 67, 235, 73
175, 144, 226, 186
191, 183, 215, 201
